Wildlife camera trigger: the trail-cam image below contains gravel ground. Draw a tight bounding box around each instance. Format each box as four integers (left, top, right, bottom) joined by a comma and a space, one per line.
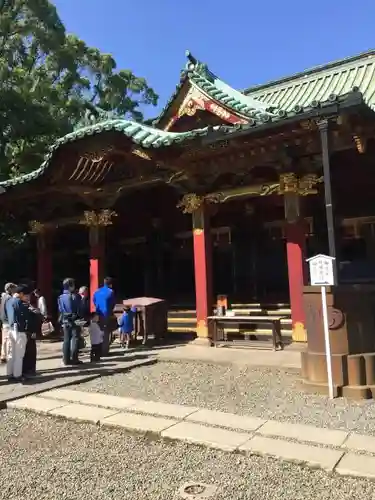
1, 409, 375, 500
72, 361, 375, 435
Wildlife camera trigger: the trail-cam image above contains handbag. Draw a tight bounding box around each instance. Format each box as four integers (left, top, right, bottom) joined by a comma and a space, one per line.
41, 321, 54, 337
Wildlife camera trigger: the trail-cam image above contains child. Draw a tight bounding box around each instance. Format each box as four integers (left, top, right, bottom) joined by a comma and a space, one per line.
118, 305, 135, 350
88, 312, 103, 362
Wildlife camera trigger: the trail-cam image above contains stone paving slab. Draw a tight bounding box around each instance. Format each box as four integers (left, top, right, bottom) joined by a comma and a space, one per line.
102, 412, 177, 433
6, 391, 375, 480
7, 395, 68, 413
239, 436, 344, 472
45, 388, 139, 410
130, 400, 199, 419
336, 453, 375, 479
343, 433, 375, 454
161, 421, 251, 452
186, 408, 265, 432
49, 403, 119, 423
258, 420, 349, 447
43, 389, 199, 419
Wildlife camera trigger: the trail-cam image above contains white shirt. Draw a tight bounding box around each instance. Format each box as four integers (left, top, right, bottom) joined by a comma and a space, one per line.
0, 292, 9, 322
89, 322, 104, 345
38, 296, 47, 317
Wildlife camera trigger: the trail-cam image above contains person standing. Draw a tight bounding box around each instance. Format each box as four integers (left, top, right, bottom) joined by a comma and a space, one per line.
58, 278, 82, 366
88, 312, 104, 362
118, 305, 136, 350
22, 300, 39, 377
6, 284, 30, 381
33, 288, 48, 318
78, 286, 90, 323
93, 277, 115, 356
0, 282, 17, 363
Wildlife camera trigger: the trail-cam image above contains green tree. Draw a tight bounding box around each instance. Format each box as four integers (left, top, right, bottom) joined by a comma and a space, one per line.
0, 0, 158, 179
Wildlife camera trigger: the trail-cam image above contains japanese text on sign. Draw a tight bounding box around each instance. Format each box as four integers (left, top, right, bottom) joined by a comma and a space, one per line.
308, 255, 335, 286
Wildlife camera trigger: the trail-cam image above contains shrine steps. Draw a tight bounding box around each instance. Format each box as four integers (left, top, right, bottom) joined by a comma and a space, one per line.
167, 304, 293, 341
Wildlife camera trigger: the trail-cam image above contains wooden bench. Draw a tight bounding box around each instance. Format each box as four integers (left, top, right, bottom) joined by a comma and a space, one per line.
208, 315, 284, 351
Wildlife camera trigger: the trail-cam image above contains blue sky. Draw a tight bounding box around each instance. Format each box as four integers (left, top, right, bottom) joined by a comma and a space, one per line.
53, 0, 375, 119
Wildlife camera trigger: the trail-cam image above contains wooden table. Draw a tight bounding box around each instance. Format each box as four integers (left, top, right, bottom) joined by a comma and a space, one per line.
208, 315, 284, 351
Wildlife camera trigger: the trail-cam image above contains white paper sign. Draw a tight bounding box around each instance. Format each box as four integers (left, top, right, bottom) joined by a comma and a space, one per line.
307, 254, 335, 286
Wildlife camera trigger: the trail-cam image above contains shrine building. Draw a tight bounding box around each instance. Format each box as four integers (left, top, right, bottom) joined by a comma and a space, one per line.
3, 49, 375, 397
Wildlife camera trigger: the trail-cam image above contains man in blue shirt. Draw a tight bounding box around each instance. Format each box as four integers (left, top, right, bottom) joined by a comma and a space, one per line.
58, 278, 82, 366
93, 277, 115, 355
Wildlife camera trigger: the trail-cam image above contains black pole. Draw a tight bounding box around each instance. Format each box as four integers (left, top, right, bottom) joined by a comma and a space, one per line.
318, 119, 338, 284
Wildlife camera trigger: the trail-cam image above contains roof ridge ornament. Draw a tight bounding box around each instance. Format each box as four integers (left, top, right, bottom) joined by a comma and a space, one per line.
185, 50, 214, 83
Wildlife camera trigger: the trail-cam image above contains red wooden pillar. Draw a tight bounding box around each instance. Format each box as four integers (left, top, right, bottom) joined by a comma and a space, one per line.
36, 229, 53, 313
284, 193, 308, 342
89, 226, 105, 312
192, 203, 213, 344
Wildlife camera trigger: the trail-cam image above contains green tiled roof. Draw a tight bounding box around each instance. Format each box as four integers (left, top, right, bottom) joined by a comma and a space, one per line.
183, 51, 277, 123
154, 49, 375, 127
1, 50, 373, 191
0, 119, 219, 189
154, 51, 278, 126
245, 50, 375, 113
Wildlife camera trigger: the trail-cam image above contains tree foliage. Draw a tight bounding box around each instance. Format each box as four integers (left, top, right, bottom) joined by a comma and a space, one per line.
0, 0, 159, 179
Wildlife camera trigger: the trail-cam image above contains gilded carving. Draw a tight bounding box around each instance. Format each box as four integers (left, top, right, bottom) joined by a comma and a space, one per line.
79, 209, 117, 227
177, 175, 322, 216
353, 135, 366, 154
298, 174, 323, 195
259, 183, 279, 196
98, 209, 117, 226
278, 173, 323, 196
131, 147, 152, 160
278, 173, 299, 194
177, 194, 205, 214
29, 220, 45, 234
300, 119, 316, 131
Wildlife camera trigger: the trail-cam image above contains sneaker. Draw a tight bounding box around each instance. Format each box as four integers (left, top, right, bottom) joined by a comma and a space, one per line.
71, 360, 83, 365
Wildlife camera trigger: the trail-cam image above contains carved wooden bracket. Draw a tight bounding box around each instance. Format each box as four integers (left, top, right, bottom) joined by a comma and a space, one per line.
278, 173, 323, 196
177, 194, 206, 214
79, 209, 117, 227
28, 220, 56, 235
177, 192, 224, 214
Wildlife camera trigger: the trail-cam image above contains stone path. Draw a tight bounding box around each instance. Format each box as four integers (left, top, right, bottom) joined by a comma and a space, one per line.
7, 388, 375, 481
